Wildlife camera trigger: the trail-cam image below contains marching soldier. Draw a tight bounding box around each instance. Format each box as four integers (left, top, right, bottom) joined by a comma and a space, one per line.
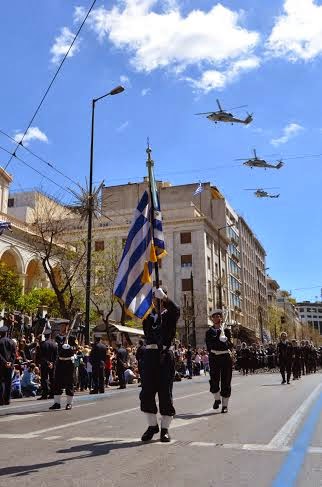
291, 339, 301, 380
49, 331, 77, 411
140, 288, 180, 443
37, 329, 57, 400
277, 332, 293, 384
0, 326, 16, 406
206, 309, 233, 413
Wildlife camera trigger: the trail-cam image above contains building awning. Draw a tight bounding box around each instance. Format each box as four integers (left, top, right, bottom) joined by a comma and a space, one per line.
110, 323, 144, 336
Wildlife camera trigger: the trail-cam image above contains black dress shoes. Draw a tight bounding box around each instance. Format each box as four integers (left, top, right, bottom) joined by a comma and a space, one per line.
160, 428, 171, 443
65, 404, 72, 410
221, 406, 228, 414
213, 399, 221, 410
141, 425, 159, 442
49, 403, 61, 410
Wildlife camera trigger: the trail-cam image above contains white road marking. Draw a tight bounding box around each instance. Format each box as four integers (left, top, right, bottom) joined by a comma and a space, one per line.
72, 403, 96, 409
0, 433, 35, 439
268, 383, 322, 448
68, 436, 141, 443
43, 436, 62, 440
0, 413, 43, 422
19, 388, 225, 438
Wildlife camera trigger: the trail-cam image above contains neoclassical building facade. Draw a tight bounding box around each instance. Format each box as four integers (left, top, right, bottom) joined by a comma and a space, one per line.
0, 168, 49, 293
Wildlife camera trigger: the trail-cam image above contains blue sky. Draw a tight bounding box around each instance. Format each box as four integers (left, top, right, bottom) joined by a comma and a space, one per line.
1, 0, 322, 301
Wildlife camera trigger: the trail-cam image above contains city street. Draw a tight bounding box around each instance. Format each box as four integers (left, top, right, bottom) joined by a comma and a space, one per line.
1, 372, 322, 487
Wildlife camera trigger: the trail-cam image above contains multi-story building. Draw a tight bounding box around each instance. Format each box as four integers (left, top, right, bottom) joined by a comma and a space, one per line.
276, 291, 302, 339
296, 301, 322, 335
267, 277, 280, 306
0, 170, 50, 292
238, 216, 268, 340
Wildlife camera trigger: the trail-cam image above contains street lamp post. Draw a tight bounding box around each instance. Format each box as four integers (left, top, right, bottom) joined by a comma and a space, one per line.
84, 85, 125, 345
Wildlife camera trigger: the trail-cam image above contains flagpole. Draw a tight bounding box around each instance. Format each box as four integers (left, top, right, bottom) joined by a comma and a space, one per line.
146, 140, 160, 291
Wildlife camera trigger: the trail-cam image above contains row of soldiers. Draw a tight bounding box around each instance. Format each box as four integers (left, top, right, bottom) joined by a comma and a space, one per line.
237, 339, 319, 377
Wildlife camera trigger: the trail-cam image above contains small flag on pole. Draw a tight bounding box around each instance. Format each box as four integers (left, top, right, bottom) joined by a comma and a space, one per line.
0, 220, 12, 236
113, 190, 166, 320
193, 182, 204, 196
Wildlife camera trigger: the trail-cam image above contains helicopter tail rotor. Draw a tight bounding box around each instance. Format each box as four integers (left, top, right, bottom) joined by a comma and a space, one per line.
276, 160, 284, 169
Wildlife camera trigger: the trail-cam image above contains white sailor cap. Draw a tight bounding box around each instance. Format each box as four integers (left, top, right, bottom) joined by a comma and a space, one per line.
210, 309, 223, 316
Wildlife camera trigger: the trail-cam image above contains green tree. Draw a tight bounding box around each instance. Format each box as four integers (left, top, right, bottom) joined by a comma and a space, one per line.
17, 288, 61, 316
0, 262, 22, 310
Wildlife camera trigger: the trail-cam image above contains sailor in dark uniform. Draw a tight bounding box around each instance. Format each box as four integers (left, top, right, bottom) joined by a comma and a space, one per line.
0, 326, 16, 406
140, 288, 180, 443
37, 329, 58, 400
206, 309, 233, 413
49, 334, 77, 410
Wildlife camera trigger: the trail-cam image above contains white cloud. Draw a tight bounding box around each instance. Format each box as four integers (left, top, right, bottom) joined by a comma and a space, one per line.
267, 0, 322, 61
185, 56, 260, 92
120, 74, 131, 86
270, 123, 304, 146
141, 87, 151, 96
116, 121, 129, 132
75, 1, 260, 92
14, 127, 48, 146
50, 27, 81, 65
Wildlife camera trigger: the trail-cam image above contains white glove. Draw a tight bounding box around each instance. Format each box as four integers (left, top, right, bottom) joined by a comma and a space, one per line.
154, 288, 166, 300
219, 335, 228, 343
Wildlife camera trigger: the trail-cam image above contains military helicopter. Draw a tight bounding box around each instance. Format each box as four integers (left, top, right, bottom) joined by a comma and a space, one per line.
245, 188, 280, 198
195, 99, 253, 125
237, 149, 284, 169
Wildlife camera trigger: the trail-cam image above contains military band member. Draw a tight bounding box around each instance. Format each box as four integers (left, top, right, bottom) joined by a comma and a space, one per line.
49, 334, 77, 411
206, 309, 233, 413
140, 288, 180, 443
37, 329, 57, 400
0, 326, 16, 406
277, 332, 293, 384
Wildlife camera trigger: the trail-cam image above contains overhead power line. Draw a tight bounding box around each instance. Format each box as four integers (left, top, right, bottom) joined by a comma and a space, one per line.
0, 129, 79, 187
3, 0, 98, 172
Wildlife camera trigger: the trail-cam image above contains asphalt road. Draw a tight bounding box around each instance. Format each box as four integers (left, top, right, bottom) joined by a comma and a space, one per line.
1, 372, 322, 487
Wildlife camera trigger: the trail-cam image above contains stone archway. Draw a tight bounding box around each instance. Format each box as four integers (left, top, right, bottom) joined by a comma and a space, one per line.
25, 259, 43, 293
0, 248, 23, 274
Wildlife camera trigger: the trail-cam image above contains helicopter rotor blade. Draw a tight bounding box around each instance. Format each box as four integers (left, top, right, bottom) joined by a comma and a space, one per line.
195, 112, 214, 115
229, 105, 248, 110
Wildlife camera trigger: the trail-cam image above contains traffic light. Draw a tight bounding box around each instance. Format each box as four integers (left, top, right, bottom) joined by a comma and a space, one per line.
281, 316, 286, 324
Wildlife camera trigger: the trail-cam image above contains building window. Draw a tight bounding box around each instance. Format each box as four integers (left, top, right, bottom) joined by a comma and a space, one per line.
95, 241, 104, 251
215, 263, 219, 276
206, 234, 211, 248
299, 308, 304, 312
180, 232, 191, 244
207, 256, 211, 270
182, 278, 192, 292
7, 198, 14, 208
181, 254, 192, 267
208, 280, 212, 294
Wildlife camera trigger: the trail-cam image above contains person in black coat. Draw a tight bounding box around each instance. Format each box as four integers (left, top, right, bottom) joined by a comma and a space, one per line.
140, 288, 180, 443
0, 326, 17, 405
135, 339, 146, 387
277, 332, 293, 384
240, 342, 250, 376
116, 343, 128, 389
206, 309, 233, 413
90, 336, 107, 394
49, 334, 77, 410
37, 329, 58, 399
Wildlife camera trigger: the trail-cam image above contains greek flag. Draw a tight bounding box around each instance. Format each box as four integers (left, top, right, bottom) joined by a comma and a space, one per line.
193, 182, 204, 196
0, 220, 12, 236
114, 191, 166, 319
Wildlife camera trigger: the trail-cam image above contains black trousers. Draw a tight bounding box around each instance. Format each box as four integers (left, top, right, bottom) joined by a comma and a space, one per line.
92, 365, 105, 393
140, 349, 175, 416
117, 366, 126, 388
40, 363, 54, 397
209, 352, 232, 398
292, 359, 301, 379
280, 361, 292, 382
0, 367, 12, 405
53, 362, 74, 396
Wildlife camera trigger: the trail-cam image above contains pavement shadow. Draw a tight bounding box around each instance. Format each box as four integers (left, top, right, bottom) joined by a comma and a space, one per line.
0, 440, 150, 478
175, 412, 215, 419
0, 410, 47, 417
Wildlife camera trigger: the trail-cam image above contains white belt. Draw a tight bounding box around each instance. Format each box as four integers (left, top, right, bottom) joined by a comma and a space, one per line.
58, 357, 73, 361
210, 350, 230, 355
145, 345, 174, 351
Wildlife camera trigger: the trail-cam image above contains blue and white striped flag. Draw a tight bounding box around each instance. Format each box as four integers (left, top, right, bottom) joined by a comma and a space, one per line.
113, 191, 166, 320
0, 220, 12, 236
193, 182, 204, 196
